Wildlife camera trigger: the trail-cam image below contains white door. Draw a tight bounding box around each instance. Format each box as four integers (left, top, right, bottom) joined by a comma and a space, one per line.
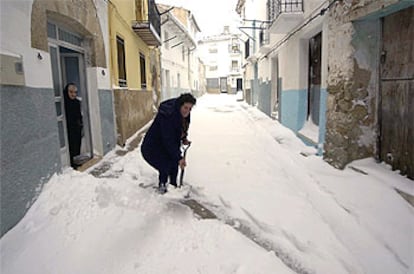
49, 44, 70, 167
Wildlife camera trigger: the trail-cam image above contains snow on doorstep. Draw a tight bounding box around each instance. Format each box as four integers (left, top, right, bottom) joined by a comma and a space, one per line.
298, 119, 319, 143
1, 94, 413, 274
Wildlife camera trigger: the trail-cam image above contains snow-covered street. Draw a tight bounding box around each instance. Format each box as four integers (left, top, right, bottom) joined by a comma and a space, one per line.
1, 94, 413, 274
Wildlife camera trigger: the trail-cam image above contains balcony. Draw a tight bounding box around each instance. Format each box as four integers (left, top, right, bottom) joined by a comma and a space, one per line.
132, 0, 161, 46
267, 0, 304, 34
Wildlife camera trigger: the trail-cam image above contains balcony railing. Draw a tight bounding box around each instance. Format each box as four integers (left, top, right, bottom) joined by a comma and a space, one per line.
132, 0, 161, 46
267, 0, 303, 22
267, 0, 304, 34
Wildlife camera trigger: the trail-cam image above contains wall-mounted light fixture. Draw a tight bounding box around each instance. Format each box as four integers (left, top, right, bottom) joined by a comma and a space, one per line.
37, 52, 43, 60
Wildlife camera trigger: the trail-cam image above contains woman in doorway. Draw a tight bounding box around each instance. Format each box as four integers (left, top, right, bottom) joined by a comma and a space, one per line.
63, 83, 83, 169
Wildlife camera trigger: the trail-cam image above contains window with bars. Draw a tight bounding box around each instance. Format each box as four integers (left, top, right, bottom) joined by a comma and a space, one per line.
116, 36, 127, 87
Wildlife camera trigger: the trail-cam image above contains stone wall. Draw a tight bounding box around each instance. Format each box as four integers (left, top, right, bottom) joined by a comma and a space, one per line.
324, 2, 380, 168
113, 89, 154, 146
323, 0, 410, 169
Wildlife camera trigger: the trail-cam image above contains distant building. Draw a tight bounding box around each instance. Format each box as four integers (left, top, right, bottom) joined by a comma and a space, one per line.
157, 4, 203, 100
198, 26, 243, 94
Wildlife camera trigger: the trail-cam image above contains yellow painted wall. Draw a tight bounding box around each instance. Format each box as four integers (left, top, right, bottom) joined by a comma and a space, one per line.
108, 0, 151, 90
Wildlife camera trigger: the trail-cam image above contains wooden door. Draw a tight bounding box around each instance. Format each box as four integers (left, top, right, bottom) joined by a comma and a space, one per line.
380, 7, 414, 179
308, 32, 322, 126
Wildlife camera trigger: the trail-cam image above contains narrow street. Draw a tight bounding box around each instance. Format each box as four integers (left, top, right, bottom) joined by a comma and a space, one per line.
1, 94, 413, 274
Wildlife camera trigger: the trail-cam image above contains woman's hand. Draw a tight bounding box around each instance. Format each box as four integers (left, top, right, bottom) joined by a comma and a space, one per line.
179, 158, 187, 169
182, 139, 191, 145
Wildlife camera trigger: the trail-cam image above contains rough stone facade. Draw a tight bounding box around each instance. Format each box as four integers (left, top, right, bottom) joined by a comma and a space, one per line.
31, 0, 106, 68
113, 89, 154, 146
323, 0, 410, 169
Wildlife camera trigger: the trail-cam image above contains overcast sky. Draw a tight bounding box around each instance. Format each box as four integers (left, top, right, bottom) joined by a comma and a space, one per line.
157, 0, 241, 37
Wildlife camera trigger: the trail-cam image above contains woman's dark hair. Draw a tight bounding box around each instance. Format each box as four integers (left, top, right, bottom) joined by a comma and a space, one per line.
177, 93, 196, 106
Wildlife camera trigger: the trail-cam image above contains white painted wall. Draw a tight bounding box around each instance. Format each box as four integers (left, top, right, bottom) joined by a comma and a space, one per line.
255, 0, 328, 91
0, 0, 53, 88
89, 0, 112, 156
87, 68, 104, 155
161, 14, 201, 94
162, 43, 189, 89
258, 57, 271, 82
94, 0, 111, 90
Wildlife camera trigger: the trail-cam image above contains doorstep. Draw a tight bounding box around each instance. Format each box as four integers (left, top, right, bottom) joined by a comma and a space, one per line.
87, 131, 147, 178
76, 156, 102, 172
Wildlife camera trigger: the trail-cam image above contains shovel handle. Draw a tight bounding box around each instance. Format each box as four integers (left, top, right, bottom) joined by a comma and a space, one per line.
179, 142, 191, 187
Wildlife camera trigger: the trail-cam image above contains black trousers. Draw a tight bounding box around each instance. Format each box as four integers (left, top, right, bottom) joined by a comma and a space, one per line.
159, 161, 178, 185
141, 147, 179, 185
68, 127, 81, 167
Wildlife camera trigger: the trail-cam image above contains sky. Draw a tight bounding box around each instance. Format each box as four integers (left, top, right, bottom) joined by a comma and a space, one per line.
1, 94, 413, 274
157, 0, 241, 37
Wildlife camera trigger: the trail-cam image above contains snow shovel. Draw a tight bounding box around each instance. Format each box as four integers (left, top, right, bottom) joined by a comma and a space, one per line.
179, 142, 191, 188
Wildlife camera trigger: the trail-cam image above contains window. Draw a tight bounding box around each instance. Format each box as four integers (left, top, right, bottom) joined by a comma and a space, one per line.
209, 47, 218, 54
209, 65, 218, 71
164, 31, 169, 49
59, 28, 82, 46
232, 60, 238, 71
245, 39, 250, 59
116, 36, 127, 87
177, 73, 181, 88
232, 44, 240, 53
230, 39, 240, 53
182, 46, 185, 62
140, 52, 147, 89
259, 30, 265, 46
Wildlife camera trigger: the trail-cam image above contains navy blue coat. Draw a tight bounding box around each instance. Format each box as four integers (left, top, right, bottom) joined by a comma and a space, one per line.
141, 98, 190, 172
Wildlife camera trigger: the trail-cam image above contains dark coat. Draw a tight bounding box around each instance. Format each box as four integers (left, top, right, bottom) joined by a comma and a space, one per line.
141, 98, 190, 172
64, 92, 83, 162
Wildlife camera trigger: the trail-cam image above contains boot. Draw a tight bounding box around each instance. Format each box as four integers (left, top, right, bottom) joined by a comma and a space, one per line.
158, 182, 167, 194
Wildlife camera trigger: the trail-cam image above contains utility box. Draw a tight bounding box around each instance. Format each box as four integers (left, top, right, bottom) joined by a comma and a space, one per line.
0, 52, 25, 86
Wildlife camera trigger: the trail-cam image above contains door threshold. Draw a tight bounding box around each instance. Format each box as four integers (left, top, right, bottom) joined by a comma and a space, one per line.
76, 156, 102, 172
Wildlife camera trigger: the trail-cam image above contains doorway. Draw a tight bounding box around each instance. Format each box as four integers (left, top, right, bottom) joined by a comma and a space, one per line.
236, 78, 243, 91
220, 77, 228, 93
379, 7, 413, 179
60, 49, 93, 165
307, 32, 322, 126
48, 22, 93, 168
271, 56, 280, 120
